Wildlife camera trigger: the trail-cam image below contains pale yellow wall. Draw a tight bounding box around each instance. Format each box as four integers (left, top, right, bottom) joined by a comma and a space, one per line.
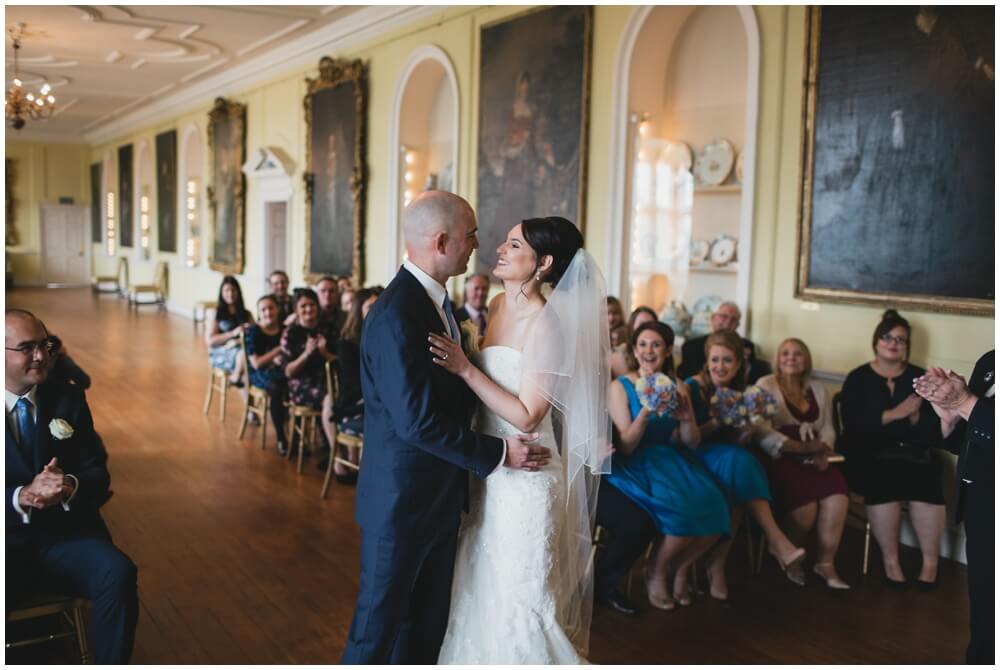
5, 141, 92, 285
748, 6, 993, 380
7, 6, 993, 382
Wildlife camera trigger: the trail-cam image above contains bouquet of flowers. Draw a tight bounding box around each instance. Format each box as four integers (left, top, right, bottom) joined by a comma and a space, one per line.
742, 384, 778, 425
710, 387, 747, 427
635, 373, 678, 417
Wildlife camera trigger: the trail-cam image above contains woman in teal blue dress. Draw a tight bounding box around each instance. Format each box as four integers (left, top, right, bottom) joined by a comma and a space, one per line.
608, 322, 729, 610
685, 329, 805, 600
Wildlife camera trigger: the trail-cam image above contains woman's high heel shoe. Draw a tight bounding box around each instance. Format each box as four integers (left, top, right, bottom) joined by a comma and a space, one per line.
813, 563, 850, 590
770, 546, 806, 574
644, 568, 676, 611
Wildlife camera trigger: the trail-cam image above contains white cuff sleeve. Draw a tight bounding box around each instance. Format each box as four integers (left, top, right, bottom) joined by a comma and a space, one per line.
492, 439, 508, 474
61, 474, 79, 511
12, 486, 31, 524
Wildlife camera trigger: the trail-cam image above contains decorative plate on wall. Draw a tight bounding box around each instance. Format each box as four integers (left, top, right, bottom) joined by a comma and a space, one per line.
662, 140, 694, 172
709, 234, 738, 266
694, 138, 735, 186
690, 239, 710, 265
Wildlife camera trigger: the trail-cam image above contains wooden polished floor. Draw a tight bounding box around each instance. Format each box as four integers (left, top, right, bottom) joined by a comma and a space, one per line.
7, 288, 971, 664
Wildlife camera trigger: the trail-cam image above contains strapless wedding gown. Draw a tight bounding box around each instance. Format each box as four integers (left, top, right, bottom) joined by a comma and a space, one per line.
437, 346, 587, 665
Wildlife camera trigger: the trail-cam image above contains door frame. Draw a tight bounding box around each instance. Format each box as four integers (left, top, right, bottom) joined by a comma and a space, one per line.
263, 200, 289, 288
39, 203, 92, 287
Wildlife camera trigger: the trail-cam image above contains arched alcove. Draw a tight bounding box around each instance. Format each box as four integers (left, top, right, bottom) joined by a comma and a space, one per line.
134, 139, 154, 261
387, 45, 460, 277
606, 6, 759, 336
179, 123, 205, 268
101, 152, 116, 256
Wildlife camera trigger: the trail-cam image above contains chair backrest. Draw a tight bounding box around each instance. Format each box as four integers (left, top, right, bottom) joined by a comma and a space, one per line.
325, 358, 338, 401
831, 391, 843, 439
154, 261, 168, 296
117, 256, 129, 286
239, 329, 252, 374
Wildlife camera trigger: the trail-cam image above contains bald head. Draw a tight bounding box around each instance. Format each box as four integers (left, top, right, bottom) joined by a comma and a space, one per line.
6, 308, 50, 393
403, 191, 479, 284
403, 191, 475, 244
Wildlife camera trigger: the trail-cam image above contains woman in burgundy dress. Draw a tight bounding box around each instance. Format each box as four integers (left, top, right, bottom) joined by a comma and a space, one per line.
756, 338, 850, 590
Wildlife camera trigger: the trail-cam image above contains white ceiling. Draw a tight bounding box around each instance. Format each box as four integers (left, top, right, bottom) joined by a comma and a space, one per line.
4, 5, 432, 144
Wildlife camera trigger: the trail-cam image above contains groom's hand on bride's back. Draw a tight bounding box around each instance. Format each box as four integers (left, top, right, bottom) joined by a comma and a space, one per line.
504, 433, 551, 471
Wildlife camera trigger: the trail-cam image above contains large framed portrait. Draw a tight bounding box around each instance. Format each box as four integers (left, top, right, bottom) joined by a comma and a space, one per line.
156, 129, 178, 253
796, 6, 994, 315
475, 6, 592, 275
304, 56, 367, 283
207, 97, 247, 274
118, 144, 133, 248
90, 162, 101, 243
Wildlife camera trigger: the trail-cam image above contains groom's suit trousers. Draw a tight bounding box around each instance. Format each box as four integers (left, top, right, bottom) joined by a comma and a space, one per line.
341, 523, 459, 664
594, 479, 657, 601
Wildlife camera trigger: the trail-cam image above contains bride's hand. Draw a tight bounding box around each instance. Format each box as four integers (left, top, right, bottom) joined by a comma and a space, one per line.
428, 333, 471, 378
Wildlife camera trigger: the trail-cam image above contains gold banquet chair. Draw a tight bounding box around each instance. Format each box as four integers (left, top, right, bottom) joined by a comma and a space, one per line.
6, 593, 90, 663
128, 260, 168, 310
321, 368, 365, 499
237, 330, 272, 449
287, 360, 334, 475
832, 391, 872, 576
203, 340, 242, 423
91, 256, 128, 296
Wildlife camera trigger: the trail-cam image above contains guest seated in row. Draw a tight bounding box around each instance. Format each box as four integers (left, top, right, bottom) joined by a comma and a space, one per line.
206, 275, 254, 386
316, 275, 343, 330
282, 289, 338, 412
340, 287, 355, 322
742, 337, 772, 385
268, 270, 294, 322
755, 338, 850, 589
246, 295, 289, 455
606, 322, 729, 610
322, 287, 380, 483
611, 306, 657, 377
336, 275, 353, 294
679, 301, 761, 380
606, 295, 625, 345
838, 309, 945, 589
455, 273, 490, 336
685, 330, 805, 600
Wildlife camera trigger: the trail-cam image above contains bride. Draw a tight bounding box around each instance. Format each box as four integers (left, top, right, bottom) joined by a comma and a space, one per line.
428, 216, 611, 664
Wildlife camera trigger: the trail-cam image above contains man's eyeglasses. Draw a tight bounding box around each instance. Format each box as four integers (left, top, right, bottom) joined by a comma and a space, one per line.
5, 338, 56, 356
879, 334, 909, 346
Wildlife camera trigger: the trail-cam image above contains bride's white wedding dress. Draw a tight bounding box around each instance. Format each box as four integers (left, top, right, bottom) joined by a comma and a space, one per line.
437, 346, 587, 665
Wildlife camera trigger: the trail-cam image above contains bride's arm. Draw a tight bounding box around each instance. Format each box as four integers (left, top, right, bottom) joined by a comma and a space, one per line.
429, 333, 550, 433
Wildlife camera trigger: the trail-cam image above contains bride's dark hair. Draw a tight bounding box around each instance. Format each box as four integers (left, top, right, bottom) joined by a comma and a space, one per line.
520, 216, 584, 289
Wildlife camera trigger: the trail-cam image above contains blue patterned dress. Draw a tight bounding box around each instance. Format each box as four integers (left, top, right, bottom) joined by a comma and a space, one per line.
685, 377, 772, 505
606, 376, 731, 537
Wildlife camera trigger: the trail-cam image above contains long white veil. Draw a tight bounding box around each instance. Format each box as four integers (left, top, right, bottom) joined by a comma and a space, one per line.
521, 248, 612, 656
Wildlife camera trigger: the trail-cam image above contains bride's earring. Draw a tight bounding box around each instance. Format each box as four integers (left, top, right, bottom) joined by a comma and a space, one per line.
535, 272, 541, 282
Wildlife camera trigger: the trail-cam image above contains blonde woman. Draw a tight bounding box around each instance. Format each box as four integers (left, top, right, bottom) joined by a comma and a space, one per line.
756, 338, 850, 589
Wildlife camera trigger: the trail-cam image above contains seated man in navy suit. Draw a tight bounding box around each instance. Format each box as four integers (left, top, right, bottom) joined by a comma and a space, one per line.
5, 308, 138, 664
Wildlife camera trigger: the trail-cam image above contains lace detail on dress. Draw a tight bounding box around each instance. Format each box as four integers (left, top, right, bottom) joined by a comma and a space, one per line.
438, 347, 585, 665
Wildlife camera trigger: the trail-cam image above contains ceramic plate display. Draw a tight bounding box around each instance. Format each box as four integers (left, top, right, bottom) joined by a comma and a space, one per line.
694, 138, 736, 187
661, 140, 694, 172
690, 239, 710, 265
709, 234, 738, 266
735, 151, 744, 183
659, 300, 692, 337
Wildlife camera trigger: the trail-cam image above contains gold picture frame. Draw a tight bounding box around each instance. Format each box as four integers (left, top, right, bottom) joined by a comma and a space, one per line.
207, 97, 247, 275
303, 56, 368, 284
795, 7, 993, 316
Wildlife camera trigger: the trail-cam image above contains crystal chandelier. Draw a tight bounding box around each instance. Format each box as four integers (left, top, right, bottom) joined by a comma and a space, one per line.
5, 24, 55, 130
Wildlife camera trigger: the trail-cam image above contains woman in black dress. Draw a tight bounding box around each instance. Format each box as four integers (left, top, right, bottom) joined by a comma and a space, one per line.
206, 275, 254, 385
839, 310, 945, 589
322, 287, 380, 483
246, 294, 288, 454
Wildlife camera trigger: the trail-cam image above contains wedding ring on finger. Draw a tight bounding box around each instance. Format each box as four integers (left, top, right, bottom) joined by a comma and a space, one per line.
442, 353, 449, 360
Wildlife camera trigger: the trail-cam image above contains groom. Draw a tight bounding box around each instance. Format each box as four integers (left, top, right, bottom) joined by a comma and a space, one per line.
341, 191, 551, 664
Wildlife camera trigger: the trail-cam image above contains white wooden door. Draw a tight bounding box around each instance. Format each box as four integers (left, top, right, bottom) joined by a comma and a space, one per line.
265, 201, 287, 277
41, 205, 90, 286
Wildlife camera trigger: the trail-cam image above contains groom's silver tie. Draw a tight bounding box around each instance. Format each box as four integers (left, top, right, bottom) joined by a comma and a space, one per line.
442, 295, 460, 341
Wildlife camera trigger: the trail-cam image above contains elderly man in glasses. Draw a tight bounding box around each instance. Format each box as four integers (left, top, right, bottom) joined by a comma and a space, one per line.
5, 308, 138, 664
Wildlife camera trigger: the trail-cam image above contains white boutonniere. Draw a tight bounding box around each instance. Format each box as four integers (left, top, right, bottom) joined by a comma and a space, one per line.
459, 320, 480, 356
49, 418, 75, 440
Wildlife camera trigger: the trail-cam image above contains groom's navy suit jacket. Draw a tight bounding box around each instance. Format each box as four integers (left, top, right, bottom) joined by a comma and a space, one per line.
6, 379, 111, 536
356, 266, 504, 536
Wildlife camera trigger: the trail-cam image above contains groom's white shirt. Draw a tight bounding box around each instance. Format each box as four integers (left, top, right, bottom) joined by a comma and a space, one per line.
402, 259, 506, 472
